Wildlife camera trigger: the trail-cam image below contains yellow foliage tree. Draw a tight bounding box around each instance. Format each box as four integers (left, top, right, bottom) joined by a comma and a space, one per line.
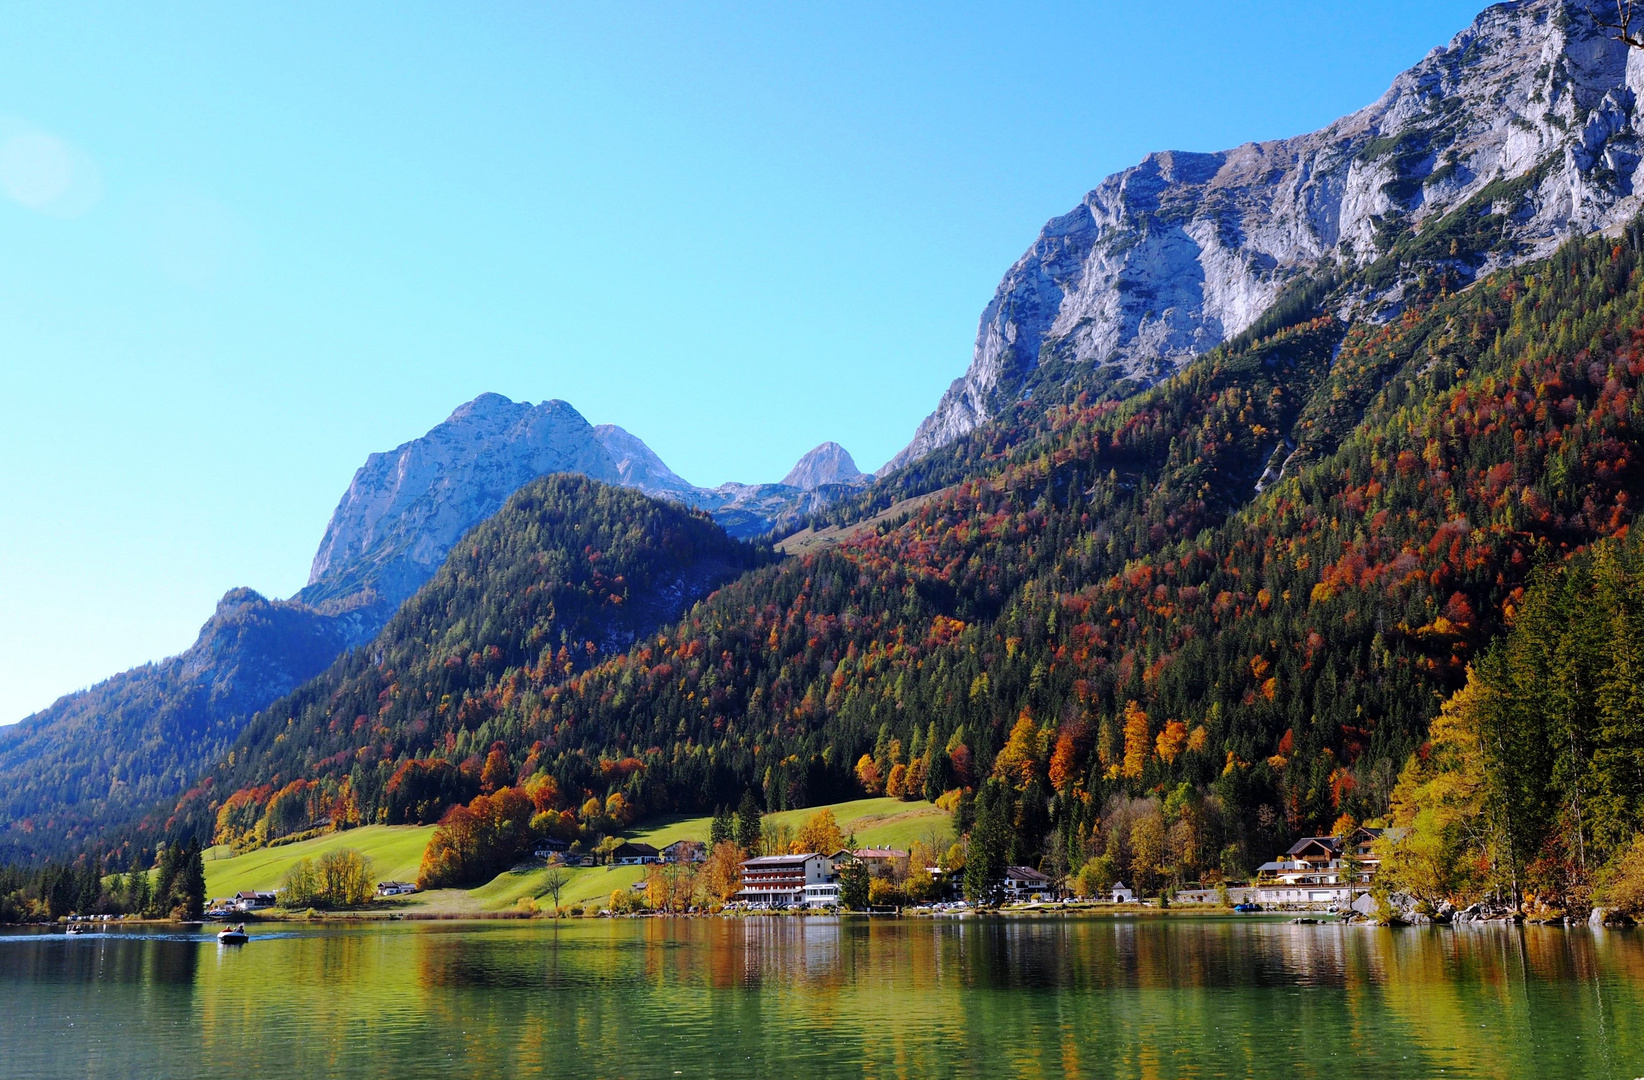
1377, 673, 1494, 904
1154, 720, 1188, 765
1121, 701, 1151, 781
699, 840, 748, 904
992, 711, 1044, 789
793, 808, 847, 855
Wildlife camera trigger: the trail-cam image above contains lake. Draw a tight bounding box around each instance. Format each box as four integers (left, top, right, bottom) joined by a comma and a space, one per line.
1, 915, 1640, 1079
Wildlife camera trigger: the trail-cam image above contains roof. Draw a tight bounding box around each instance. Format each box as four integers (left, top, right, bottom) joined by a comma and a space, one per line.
614, 841, 660, 855
853, 848, 908, 859
1285, 836, 1340, 856
661, 839, 702, 850
1004, 866, 1051, 882
741, 852, 825, 867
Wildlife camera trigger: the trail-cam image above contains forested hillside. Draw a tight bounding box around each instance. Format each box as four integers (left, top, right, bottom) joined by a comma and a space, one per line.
117, 220, 1644, 911
121, 475, 764, 864
0, 589, 372, 862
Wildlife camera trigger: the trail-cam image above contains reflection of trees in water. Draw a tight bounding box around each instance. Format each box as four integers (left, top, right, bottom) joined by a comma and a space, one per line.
7, 922, 1644, 1077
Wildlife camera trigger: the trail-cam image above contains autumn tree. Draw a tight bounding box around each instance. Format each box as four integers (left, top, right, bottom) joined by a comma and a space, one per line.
699, 840, 747, 905
1129, 810, 1166, 899
854, 754, 884, 796
793, 808, 846, 855
1121, 701, 1151, 782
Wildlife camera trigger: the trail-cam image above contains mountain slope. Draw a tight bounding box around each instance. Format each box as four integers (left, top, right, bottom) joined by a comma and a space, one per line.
888, 0, 1644, 470
0, 590, 371, 860
155, 220, 1644, 884
149, 474, 765, 851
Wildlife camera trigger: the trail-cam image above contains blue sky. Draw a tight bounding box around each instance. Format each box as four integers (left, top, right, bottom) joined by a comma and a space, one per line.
0, 0, 1485, 723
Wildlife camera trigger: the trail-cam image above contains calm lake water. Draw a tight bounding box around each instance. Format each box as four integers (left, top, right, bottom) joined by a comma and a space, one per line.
0, 915, 1641, 1079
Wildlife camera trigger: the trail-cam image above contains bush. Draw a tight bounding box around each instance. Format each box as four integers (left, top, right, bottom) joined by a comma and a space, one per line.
867, 878, 907, 908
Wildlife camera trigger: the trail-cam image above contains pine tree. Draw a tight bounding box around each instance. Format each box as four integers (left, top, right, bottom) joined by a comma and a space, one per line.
180, 839, 206, 920
964, 779, 1010, 907
735, 790, 763, 856
709, 805, 735, 848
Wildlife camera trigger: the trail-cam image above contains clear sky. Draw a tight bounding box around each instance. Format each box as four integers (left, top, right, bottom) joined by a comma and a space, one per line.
0, 0, 1486, 724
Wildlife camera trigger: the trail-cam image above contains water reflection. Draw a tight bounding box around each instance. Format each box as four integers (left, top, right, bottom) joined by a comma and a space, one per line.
0, 920, 1641, 1079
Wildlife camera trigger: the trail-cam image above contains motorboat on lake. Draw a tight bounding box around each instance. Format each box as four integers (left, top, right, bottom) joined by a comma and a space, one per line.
65, 922, 92, 935
216, 924, 249, 945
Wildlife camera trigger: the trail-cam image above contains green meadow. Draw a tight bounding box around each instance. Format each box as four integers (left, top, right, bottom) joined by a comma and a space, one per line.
202, 797, 952, 913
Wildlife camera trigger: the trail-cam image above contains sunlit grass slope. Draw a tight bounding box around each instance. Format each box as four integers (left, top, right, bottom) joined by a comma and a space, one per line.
418, 796, 956, 913
203, 825, 436, 898
204, 797, 951, 911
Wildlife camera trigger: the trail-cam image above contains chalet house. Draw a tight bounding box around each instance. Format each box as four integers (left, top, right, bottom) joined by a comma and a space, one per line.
1254, 827, 1389, 905
533, 838, 570, 860
1002, 866, 1052, 901
661, 840, 707, 864
612, 842, 662, 866
234, 891, 277, 911
738, 853, 835, 908
375, 881, 417, 897
852, 848, 908, 878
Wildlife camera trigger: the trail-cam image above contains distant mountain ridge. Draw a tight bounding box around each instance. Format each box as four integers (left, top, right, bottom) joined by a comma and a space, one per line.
0, 392, 861, 858
888, 0, 1644, 469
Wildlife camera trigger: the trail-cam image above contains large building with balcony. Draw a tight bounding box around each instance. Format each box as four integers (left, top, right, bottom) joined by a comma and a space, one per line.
737, 853, 837, 908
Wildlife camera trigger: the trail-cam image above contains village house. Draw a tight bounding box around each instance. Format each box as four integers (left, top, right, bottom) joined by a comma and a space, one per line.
852, 848, 908, 878
612, 841, 662, 866
1254, 827, 1388, 905
737, 852, 836, 908
1001, 866, 1053, 902
533, 838, 570, 860
234, 890, 278, 911
660, 840, 706, 864
375, 881, 417, 897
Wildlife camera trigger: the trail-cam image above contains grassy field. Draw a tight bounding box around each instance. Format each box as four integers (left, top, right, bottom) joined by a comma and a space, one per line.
209, 796, 953, 914
203, 825, 436, 899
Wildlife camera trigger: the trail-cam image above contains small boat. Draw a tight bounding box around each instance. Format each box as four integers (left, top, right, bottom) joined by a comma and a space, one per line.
1233, 902, 1262, 913
65, 922, 92, 935
216, 924, 249, 945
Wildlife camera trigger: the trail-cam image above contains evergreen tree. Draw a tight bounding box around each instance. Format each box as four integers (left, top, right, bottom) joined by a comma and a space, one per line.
151, 844, 180, 918
964, 779, 1010, 906
709, 805, 735, 848
179, 839, 206, 920
837, 857, 869, 911
735, 790, 763, 856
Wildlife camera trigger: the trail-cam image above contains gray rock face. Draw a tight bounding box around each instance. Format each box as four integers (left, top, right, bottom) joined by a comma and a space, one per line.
302, 394, 628, 609
782, 442, 864, 490
592, 423, 704, 503
887, 0, 1644, 471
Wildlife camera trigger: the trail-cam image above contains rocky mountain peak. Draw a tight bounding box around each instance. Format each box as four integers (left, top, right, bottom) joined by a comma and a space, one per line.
885, 0, 1644, 472
302, 395, 625, 608
781, 442, 863, 490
